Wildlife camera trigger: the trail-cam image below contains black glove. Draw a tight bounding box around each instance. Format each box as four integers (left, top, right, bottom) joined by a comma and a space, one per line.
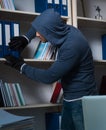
4, 55, 25, 71
8, 36, 28, 52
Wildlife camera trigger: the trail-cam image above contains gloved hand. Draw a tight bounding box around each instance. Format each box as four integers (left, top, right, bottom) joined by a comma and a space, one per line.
4, 55, 25, 71
8, 36, 28, 52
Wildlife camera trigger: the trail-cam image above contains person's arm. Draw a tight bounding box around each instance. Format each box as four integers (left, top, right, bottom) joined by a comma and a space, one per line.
24, 26, 36, 42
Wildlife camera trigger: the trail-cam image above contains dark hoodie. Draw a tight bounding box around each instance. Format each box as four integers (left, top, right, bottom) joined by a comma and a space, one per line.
23, 9, 97, 100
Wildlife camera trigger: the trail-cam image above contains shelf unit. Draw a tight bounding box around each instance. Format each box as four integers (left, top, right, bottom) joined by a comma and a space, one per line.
0, 1, 71, 130
71, 0, 106, 90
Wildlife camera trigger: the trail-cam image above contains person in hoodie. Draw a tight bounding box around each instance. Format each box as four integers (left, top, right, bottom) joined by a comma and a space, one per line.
4, 8, 97, 130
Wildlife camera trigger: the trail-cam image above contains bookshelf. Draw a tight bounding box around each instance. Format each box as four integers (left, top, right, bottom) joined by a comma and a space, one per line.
71, 0, 106, 90
0, 1, 71, 129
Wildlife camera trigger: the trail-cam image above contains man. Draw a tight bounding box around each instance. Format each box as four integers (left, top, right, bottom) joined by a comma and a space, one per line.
4, 8, 97, 130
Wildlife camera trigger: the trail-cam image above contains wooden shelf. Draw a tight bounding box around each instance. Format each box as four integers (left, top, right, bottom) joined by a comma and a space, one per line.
0, 103, 62, 110
77, 16, 106, 29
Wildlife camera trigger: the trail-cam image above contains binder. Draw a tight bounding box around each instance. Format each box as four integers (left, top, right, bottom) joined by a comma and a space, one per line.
35, 0, 47, 13
102, 34, 106, 60
45, 112, 61, 130
34, 42, 46, 59
47, 0, 54, 9
2, 21, 11, 56
35, 0, 54, 13
61, 0, 68, 16
10, 22, 20, 57
50, 81, 62, 103
2, 21, 20, 57
0, 21, 3, 58
54, 0, 61, 14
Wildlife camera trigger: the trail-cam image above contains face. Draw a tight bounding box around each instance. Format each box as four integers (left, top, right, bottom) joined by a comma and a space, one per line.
36, 32, 47, 43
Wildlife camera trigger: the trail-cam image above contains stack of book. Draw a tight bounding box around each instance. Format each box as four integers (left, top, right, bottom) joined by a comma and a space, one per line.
0, 79, 26, 107
0, 109, 35, 130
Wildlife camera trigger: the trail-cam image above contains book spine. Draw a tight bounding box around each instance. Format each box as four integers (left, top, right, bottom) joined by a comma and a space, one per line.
15, 83, 26, 106
50, 82, 62, 103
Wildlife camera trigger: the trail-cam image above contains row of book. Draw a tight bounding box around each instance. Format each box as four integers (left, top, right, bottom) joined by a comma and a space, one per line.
0, 20, 20, 58
0, 80, 26, 107
33, 41, 58, 60
0, 79, 63, 107
0, 109, 35, 130
22, 38, 58, 60
0, 0, 15, 10
35, 0, 68, 16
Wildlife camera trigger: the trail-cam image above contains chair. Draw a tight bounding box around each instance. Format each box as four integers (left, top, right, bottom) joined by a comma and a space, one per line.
82, 96, 106, 130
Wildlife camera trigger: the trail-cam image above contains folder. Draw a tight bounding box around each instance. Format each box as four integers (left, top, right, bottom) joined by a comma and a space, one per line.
2, 21, 20, 57
2, 21, 11, 56
0, 21, 3, 58
10, 22, 20, 57
54, 0, 61, 14
47, 0, 54, 9
61, 0, 68, 16
35, 0, 47, 13
102, 34, 106, 60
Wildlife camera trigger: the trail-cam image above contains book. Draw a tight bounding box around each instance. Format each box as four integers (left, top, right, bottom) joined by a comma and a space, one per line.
35, 0, 47, 13
4, 82, 14, 106
50, 81, 62, 103
102, 34, 106, 60
15, 83, 26, 106
2, 21, 11, 56
1, 20, 20, 58
10, 83, 22, 106
10, 22, 20, 57
54, 0, 61, 15
7, 83, 19, 106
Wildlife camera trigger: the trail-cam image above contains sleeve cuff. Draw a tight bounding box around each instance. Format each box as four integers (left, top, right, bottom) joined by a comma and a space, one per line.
22, 35, 29, 43
20, 63, 27, 74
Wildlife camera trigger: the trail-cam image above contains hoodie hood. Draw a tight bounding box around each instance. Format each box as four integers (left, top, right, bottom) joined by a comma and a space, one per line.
31, 8, 70, 46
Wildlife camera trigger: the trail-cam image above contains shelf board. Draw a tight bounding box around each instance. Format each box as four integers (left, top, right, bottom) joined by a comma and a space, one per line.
0, 9, 69, 22
24, 59, 55, 62
0, 103, 62, 110
77, 16, 106, 29
0, 9, 39, 22
0, 58, 54, 63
